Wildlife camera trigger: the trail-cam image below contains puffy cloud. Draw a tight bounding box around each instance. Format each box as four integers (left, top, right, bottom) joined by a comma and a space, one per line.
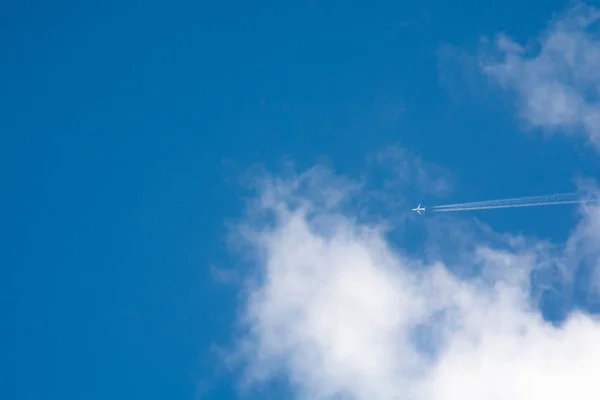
227, 5, 600, 399
232, 166, 600, 400
481, 4, 600, 148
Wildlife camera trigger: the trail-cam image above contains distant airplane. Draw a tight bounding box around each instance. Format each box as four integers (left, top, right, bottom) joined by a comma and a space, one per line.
412, 204, 425, 215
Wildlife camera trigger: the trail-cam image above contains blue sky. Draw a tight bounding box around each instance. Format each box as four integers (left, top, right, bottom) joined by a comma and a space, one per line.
3, 1, 600, 399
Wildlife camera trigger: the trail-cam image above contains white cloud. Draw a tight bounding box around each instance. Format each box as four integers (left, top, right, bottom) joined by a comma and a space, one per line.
565, 199, 600, 298
225, 5, 600, 398
232, 168, 600, 400
481, 4, 600, 148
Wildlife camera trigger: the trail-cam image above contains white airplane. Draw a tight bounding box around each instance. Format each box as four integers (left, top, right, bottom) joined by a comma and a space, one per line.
412, 204, 425, 215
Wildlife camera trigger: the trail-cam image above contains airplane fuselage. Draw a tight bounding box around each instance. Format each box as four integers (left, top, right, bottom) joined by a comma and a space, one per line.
412, 204, 425, 214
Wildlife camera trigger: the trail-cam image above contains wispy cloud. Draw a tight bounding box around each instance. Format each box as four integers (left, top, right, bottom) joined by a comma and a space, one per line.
368, 146, 453, 196
210, 264, 240, 284
230, 164, 600, 400
223, 4, 600, 398
481, 4, 600, 148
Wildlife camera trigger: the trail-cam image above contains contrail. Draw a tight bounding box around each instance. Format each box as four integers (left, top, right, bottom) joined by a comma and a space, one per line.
432, 198, 599, 212
432, 192, 579, 210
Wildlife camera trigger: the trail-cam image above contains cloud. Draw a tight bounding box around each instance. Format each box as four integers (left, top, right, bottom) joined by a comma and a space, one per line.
481, 3, 600, 148
565, 198, 600, 299
368, 146, 453, 197
231, 165, 600, 400
223, 5, 600, 398
210, 264, 239, 284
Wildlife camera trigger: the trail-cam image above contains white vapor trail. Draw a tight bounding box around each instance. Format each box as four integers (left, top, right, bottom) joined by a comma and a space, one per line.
433, 198, 599, 212
432, 193, 579, 210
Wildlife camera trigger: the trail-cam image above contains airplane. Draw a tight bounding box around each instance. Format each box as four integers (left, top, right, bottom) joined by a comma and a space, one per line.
412, 204, 425, 215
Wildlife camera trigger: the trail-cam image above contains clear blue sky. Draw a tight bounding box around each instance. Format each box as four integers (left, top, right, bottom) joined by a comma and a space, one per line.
3, 1, 600, 399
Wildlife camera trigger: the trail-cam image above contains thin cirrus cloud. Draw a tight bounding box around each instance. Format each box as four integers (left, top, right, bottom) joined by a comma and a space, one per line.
481, 4, 600, 148
228, 4, 600, 400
